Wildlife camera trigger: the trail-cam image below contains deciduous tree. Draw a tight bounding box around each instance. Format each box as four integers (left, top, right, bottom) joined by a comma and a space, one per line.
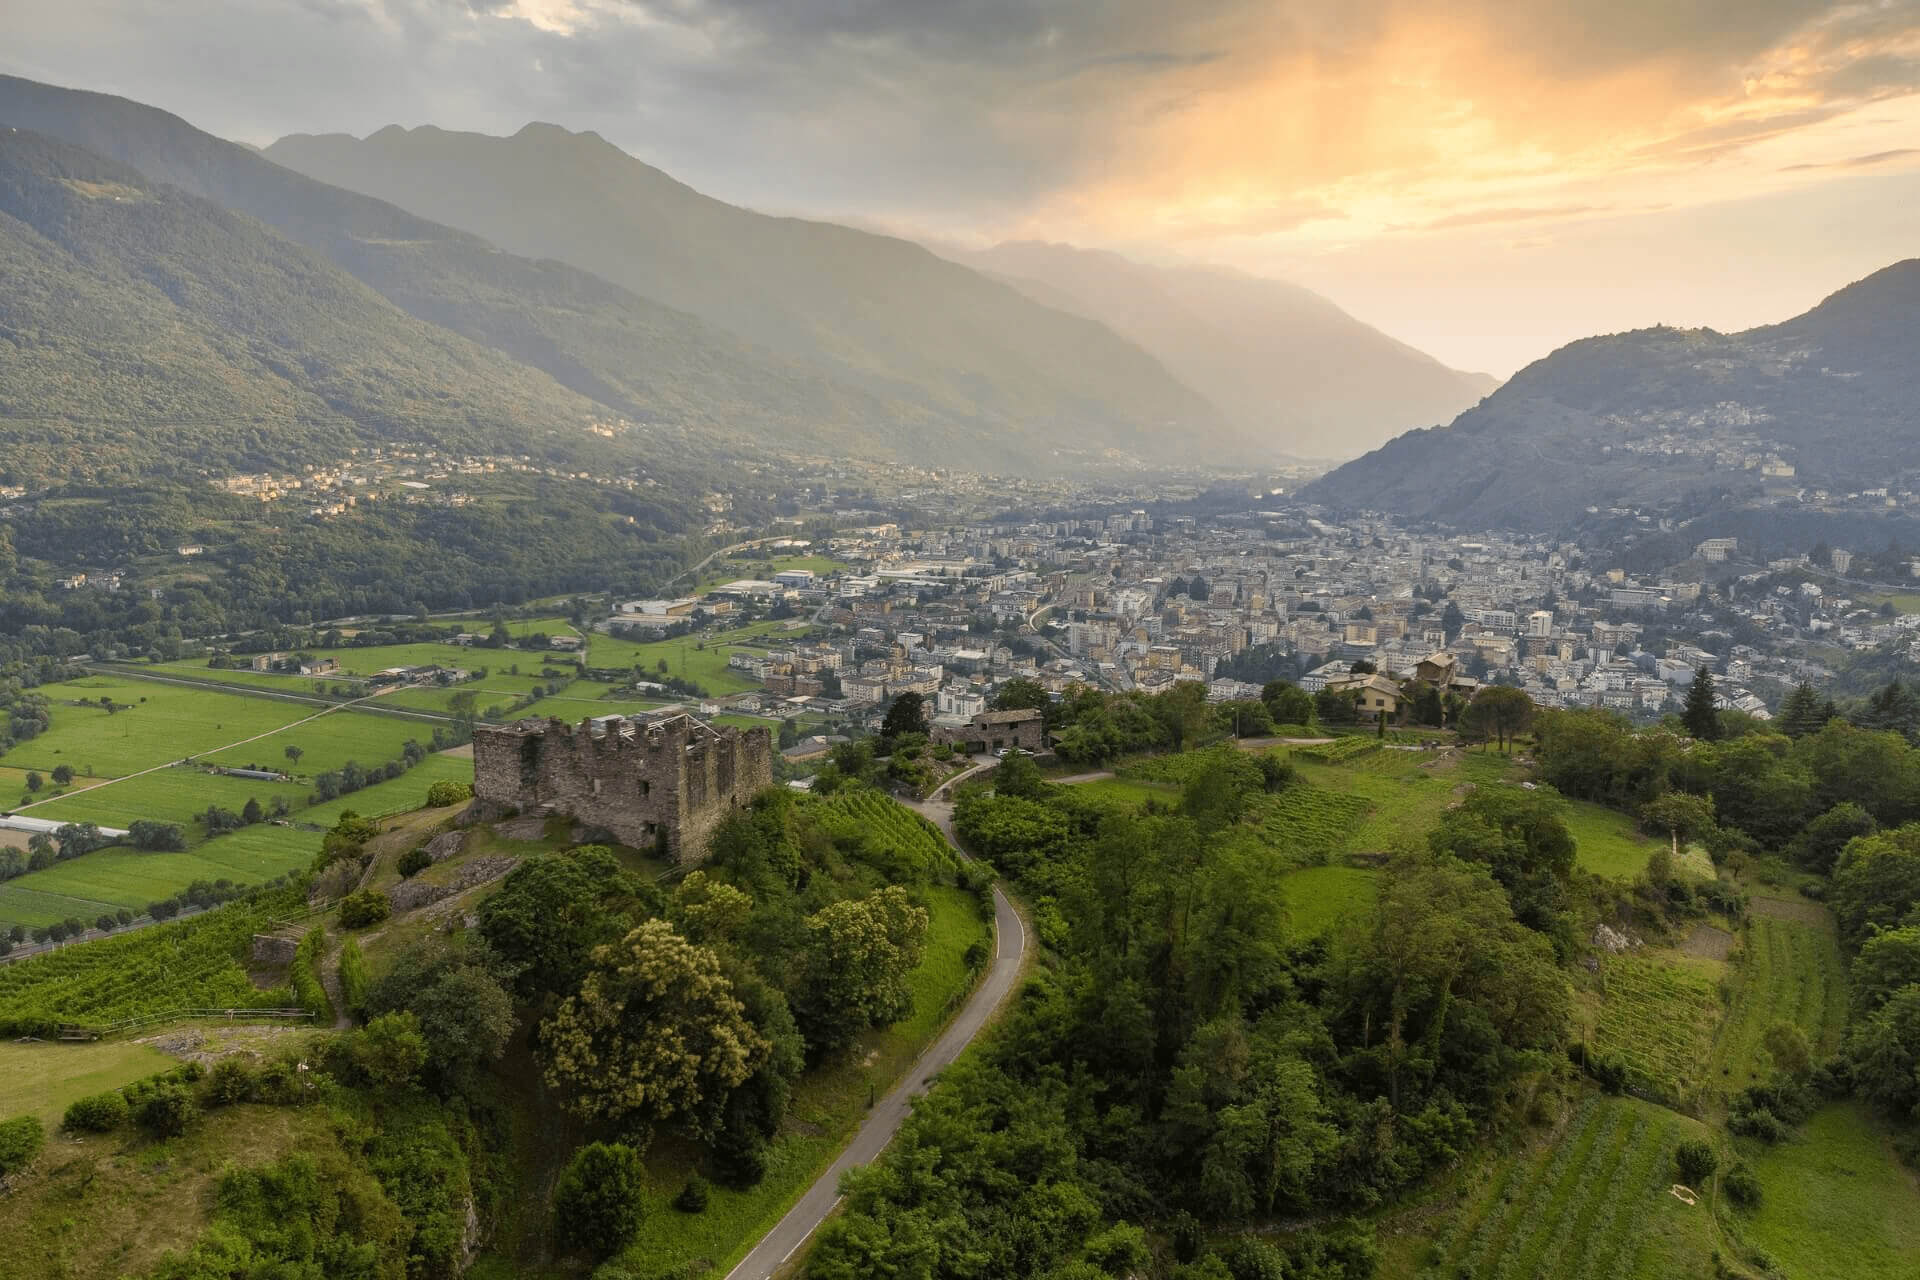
543, 919, 768, 1141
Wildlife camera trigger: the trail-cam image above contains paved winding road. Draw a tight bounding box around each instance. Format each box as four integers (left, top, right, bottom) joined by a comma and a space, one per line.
723, 793, 1027, 1280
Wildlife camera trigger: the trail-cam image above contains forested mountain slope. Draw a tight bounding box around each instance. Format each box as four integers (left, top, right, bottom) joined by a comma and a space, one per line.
265, 122, 1240, 468
0, 127, 599, 484
0, 75, 945, 468
1301, 260, 1920, 529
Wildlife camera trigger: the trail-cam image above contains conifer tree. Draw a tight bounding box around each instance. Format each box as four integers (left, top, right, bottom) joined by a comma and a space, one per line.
1682, 666, 1721, 740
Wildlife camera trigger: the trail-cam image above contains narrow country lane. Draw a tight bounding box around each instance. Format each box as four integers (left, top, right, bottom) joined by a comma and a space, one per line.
722, 774, 1027, 1280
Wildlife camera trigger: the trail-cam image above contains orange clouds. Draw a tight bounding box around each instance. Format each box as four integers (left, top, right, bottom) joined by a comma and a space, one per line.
1006, 1, 1920, 248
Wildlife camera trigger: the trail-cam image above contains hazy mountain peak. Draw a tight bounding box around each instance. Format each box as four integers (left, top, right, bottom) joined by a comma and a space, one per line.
949, 238, 1498, 458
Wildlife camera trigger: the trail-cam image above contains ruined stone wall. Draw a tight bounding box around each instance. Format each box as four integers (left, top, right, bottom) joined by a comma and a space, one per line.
471, 714, 773, 862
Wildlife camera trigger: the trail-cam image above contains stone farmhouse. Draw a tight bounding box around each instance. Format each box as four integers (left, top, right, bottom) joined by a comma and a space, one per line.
471, 712, 772, 863
931, 707, 1047, 754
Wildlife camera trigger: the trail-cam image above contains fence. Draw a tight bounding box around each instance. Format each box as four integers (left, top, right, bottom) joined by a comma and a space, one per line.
58, 1006, 315, 1041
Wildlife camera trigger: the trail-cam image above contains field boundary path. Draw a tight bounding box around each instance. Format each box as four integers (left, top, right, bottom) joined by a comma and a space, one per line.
17, 672, 461, 821
722, 787, 1027, 1280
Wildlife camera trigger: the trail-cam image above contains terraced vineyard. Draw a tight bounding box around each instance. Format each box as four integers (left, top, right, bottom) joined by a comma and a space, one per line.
1711, 905, 1849, 1090
1417, 1095, 1714, 1280
1591, 955, 1721, 1102
1248, 785, 1373, 865
1291, 737, 1382, 764
0, 885, 304, 1033
814, 786, 958, 878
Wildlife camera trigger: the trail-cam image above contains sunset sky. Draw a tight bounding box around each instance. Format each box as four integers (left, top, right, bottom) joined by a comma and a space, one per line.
9, 0, 1920, 375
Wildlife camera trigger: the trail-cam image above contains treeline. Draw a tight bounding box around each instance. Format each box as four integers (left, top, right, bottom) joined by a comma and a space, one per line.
811, 752, 1601, 1278
0, 473, 737, 669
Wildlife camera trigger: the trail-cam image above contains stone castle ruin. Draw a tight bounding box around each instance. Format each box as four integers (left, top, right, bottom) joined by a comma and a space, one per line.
471, 712, 773, 862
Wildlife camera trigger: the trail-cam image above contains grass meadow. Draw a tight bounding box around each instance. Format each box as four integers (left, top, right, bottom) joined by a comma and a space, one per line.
1739, 1102, 1920, 1279
1280, 865, 1380, 937
0, 1038, 174, 1128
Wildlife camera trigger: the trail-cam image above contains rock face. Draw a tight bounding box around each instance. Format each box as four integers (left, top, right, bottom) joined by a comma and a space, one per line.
422, 831, 467, 864
471, 712, 771, 862
250, 934, 299, 966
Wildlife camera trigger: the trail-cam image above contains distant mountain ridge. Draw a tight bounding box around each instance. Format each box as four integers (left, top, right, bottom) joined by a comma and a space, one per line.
0, 75, 944, 468
264, 122, 1245, 469
1299, 259, 1920, 529
949, 240, 1499, 459
0, 126, 605, 484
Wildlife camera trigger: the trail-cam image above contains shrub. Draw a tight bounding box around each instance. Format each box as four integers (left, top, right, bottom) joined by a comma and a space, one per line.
554, 1142, 645, 1259
1675, 1138, 1718, 1185
63, 1090, 131, 1133
426, 780, 474, 808
339, 937, 369, 1015
1727, 1107, 1788, 1143
204, 1059, 256, 1106
0, 1114, 45, 1176
338, 890, 391, 929
674, 1174, 710, 1213
133, 1081, 198, 1138
1723, 1161, 1763, 1209
396, 846, 433, 879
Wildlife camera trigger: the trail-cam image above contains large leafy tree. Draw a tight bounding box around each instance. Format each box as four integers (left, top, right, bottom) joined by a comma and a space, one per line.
362, 941, 516, 1083
1459, 686, 1534, 751
542, 919, 769, 1141
880, 692, 929, 745
1428, 786, 1577, 941
794, 886, 930, 1056
478, 846, 653, 1000
1831, 825, 1920, 948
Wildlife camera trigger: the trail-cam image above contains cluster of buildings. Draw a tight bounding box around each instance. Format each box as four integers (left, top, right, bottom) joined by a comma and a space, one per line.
621, 499, 1920, 735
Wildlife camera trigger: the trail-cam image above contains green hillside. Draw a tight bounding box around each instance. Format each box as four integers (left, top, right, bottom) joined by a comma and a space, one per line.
0, 127, 604, 484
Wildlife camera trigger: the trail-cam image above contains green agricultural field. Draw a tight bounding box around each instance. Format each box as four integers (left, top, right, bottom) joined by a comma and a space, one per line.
1067, 778, 1179, 811
27, 768, 310, 833
696, 553, 848, 591
300, 753, 474, 829
1590, 955, 1722, 1103
505, 687, 679, 724
0, 765, 111, 802
7, 677, 310, 778
200, 710, 442, 777
586, 630, 760, 693
1711, 901, 1849, 1091
0, 1038, 173, 1129
1394, 1094, 1716, 1280
1565, 800, 1659, 880
1736, 1102, 1920, 1279
1281, 865, 1379, 937
0, 824, 317, 925
372, 674, 553, 714
146, 661, 360, 695
610, 882, 988, 1280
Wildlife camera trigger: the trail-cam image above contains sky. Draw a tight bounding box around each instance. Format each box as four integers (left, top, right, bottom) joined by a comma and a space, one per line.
7, 0, 1920, 376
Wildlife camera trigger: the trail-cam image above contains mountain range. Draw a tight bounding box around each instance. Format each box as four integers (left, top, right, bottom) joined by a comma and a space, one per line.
1300, 260, 1920, 529
0, 125, 609, 484
946, 240, 1498, 459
